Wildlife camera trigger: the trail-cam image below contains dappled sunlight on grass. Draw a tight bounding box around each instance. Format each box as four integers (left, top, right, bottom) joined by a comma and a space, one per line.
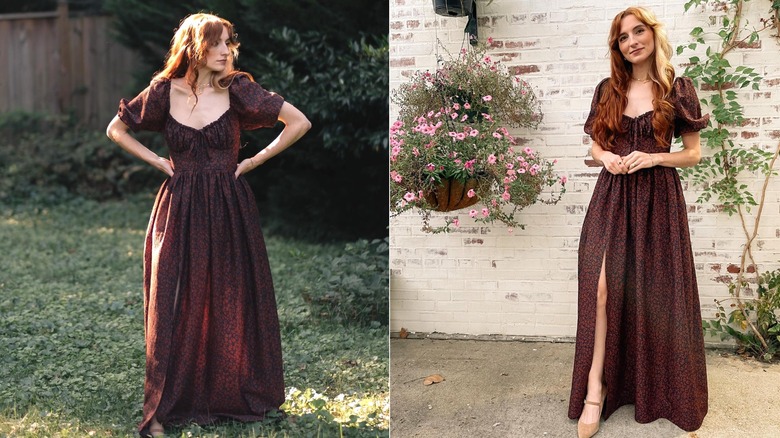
0, 197, 388, 437
284, 387, 389, 430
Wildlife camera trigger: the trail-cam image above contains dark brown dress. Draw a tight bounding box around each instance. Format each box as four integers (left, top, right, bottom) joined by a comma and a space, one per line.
568, 77, 709, 431
117, 74, 285, 434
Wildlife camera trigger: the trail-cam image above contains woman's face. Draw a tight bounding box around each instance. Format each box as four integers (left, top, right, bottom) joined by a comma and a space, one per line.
203, 26, 230, 73
618, 14, 654, 67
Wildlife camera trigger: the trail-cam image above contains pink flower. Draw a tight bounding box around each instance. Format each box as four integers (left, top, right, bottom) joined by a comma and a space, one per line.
487, 37, 494, 44
391, 146, 401, 156
452, 218, 460, 228
426, 163, 436, 171
403, 192, 416, 202
464, 159, 475, 169
412, 148, 420, 157
469, 209, 477, 218
524, 147, 534, 155
481, 207, 489, 217
455, 132, 466, 141
417, 116, 426, 124
484, 56, 492, 63
450, 112, 458, 120
453, 103, 461, 110
493, 132, 502, 139
560, 176, 568, 184
518, 167, 526, 174
502, 191, 511, 201
469, 129, 479, 137
448, 131, 457, 137
482, 95, 493, 102
488, 154, 497, 164
390, 171, 402, 183
507, 227, 514, 234
464, 103, 471, 109
505, 163, 514, 170
467, 189, 476, 198
461, 114, 469, 122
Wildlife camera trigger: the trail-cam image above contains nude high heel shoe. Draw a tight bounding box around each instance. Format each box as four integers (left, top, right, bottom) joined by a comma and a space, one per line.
577, 386, 606, 438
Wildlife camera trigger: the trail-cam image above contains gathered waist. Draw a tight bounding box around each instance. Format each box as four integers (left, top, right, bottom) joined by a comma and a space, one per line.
172, 167, 235, 174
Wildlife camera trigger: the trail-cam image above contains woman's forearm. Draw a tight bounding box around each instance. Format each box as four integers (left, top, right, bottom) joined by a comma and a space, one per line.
106, 115, 173, 175
648, 147, 701, 168
250, 103, 311, 166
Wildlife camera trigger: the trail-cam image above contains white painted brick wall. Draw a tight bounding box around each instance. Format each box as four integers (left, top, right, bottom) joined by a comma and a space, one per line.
389, 0, 780, 338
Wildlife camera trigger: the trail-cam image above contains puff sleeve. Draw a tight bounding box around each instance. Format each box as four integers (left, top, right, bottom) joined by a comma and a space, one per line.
584, 78, 609, 138
117, 79, 170, 133
229, 74, 285, 131
672, 76, 709, 137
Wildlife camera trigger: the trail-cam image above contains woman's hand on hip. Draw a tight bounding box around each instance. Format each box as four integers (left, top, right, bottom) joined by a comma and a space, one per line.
235, 157, 259, 179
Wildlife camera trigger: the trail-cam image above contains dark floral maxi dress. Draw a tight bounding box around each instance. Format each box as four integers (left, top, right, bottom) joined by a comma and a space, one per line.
117, 74, 285, 434
568, 76, 709, 431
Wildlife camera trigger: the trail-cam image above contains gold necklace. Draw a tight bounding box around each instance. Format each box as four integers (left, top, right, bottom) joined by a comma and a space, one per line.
195, 81, 212, 95
631, 77, 651, 83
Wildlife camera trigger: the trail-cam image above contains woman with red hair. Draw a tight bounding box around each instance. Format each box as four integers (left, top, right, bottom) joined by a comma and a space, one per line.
107, 13, 310, 437
568, 7, 708, 437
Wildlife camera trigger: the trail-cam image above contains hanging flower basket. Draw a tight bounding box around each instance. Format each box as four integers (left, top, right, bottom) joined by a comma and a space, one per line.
424, 177, 482, 212
432, 0, 474, 17
389, 39, 566, 233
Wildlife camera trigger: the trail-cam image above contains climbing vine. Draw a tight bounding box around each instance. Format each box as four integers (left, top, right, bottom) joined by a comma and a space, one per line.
678, 0, 780, 361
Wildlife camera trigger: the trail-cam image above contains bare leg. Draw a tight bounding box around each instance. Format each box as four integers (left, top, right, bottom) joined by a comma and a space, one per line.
580, 254, 608, 424
150, 418, 164, 437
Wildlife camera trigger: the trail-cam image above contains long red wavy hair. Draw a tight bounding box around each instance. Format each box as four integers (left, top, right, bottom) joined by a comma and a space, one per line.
591, 7, 676, 150
153, 13, 252, 103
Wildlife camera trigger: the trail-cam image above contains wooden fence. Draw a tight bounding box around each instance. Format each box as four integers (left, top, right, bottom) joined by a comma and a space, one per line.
0, 2, 141, 129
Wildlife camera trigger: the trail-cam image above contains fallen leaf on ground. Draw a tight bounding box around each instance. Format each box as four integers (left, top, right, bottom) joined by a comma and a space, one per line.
423, 374, 445, 385
399, 327, 409, 339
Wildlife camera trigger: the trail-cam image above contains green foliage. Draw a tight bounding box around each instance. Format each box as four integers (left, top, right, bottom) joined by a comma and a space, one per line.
0, 111, 166, 204
702, 269, 780, 362
300, 238, 390, 326
0, 196, 388, 437
679, 0, 780, 362
103, 0, 389, 241
677, 24, 771, 215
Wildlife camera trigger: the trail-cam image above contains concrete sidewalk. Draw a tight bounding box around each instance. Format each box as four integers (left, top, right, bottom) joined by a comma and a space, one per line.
390, 339, 780, 438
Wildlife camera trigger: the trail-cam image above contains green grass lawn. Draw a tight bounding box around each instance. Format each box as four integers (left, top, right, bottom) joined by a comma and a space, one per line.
0, 195, 388, 437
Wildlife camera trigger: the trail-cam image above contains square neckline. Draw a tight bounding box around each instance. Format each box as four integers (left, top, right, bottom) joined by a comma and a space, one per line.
165, 77, 232, 131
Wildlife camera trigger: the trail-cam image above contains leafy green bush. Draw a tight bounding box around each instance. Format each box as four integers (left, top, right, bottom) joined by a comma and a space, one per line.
0, 111, 165, 203
703, 269, 780, 362
302, 238, 389, 326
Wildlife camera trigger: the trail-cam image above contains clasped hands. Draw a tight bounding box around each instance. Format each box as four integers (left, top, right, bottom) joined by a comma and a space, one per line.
602, 151, 656, 175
